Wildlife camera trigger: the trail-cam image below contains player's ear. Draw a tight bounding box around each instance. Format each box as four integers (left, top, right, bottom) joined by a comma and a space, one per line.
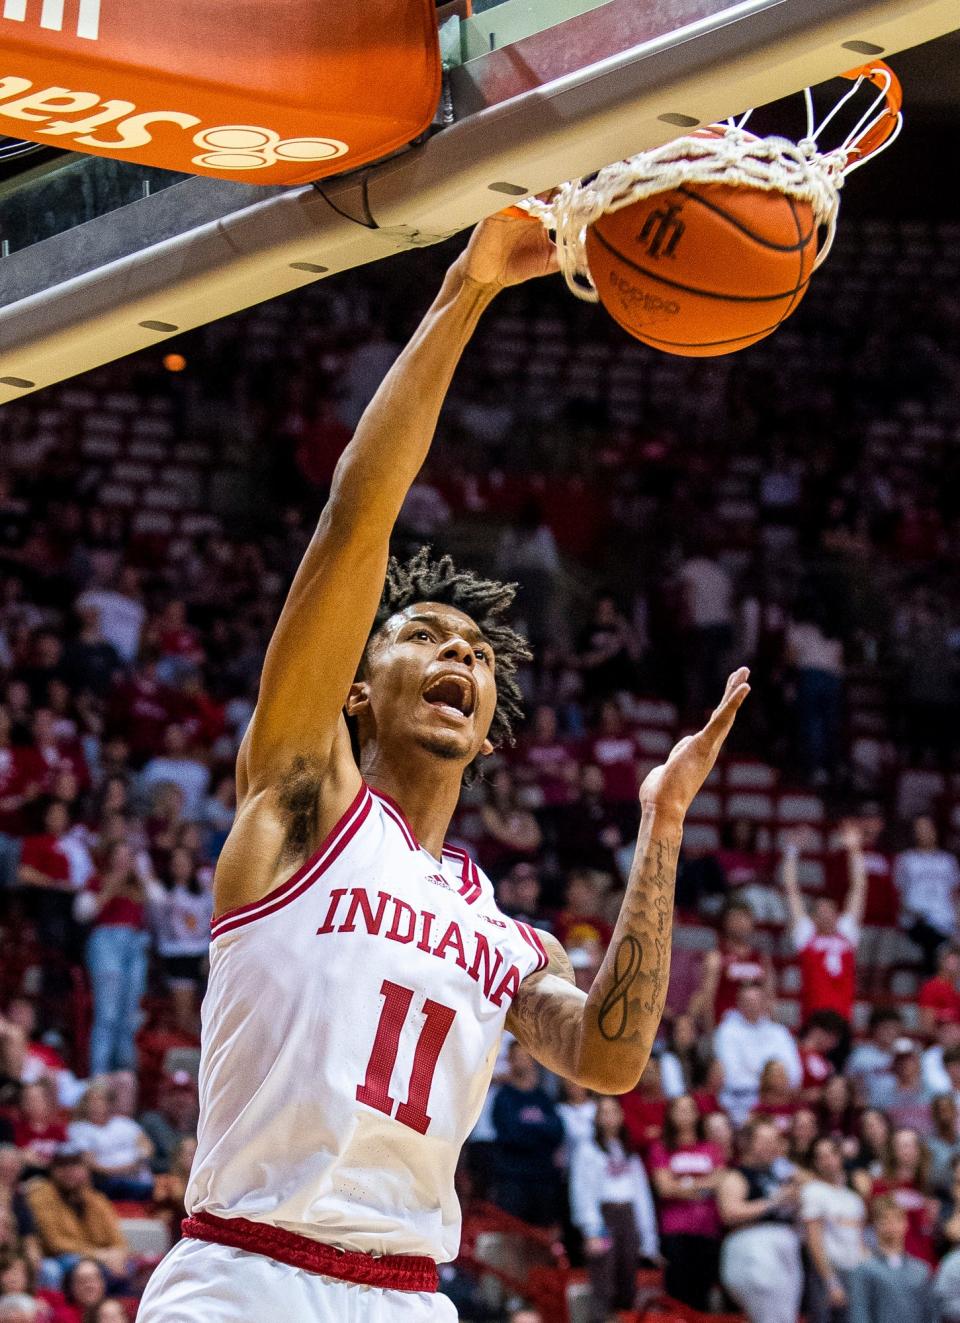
479, 737, 494, 757
346, 681, 371, 719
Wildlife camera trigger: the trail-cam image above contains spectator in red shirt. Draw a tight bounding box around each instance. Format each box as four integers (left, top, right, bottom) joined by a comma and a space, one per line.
782, 822, 867, 1027
31, 709, 89, 795
583, 700, 640, 803
797, 1011, 844, 1099
0, 705, 43, 839
513, 704, 577, 808
151, 600, 205, 680
715, 818, 776, 913
171, 672, 225, 751
551, 869, 613, 952
53, 1257, 109, 1323
74, 842, 152, 1079
13, 1081, 67, 1175
918, 943, 960, 1036
107, 656, 172, 764
17, 800, 77, 959
827, 803, 898, 980
620, 1058, 666, 1153
866, 1127, 938, 1265
689, 899, 773, 1032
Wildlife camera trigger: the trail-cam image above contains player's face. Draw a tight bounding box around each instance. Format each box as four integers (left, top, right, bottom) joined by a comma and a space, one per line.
354, 602, 498, 768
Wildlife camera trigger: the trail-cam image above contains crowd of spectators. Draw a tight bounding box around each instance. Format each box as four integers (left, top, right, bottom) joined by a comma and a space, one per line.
0, 209, 959, 1320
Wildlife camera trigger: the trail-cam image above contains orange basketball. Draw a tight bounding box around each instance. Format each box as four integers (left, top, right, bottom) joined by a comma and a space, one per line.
585, 182, 818, 356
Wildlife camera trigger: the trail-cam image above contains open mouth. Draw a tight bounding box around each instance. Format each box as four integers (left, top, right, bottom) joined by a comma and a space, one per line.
421, 673, 475, 721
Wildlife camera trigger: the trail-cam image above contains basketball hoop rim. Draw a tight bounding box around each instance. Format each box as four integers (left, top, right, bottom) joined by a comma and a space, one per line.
513, 60, 903, 303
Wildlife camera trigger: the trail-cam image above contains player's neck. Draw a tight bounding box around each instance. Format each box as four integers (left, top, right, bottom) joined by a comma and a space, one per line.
362, 754, 462, 860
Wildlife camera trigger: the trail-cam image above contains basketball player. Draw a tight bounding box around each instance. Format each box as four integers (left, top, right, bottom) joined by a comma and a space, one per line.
138, 213, 750, 1321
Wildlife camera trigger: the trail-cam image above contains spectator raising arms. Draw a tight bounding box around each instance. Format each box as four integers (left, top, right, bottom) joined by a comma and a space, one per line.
782, 821, 867, 1028
569, 1096, 658, 1323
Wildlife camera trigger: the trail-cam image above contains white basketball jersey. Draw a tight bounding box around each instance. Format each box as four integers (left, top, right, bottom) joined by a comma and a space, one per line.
187, 783, 547, 1263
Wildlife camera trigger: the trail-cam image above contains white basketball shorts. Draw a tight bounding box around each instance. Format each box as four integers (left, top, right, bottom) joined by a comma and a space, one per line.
137, 1238, 459, 1322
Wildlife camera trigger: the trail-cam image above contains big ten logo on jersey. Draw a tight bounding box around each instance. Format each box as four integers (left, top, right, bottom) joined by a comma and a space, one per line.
0, 76, 348, 172
3, 0, 100, 41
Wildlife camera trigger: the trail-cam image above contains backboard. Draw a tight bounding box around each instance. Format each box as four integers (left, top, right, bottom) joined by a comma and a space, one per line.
1, 0, 958, 403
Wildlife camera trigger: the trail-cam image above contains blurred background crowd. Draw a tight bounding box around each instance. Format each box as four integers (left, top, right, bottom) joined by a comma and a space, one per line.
1, 200, 960, 1322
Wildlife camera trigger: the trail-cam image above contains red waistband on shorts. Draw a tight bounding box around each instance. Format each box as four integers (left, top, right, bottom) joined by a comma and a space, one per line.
181, 1210, 439, 1293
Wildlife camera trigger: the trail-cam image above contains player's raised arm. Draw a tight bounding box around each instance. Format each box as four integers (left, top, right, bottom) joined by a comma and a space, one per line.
239, 215, 557, 796
506, 670, 750, 1094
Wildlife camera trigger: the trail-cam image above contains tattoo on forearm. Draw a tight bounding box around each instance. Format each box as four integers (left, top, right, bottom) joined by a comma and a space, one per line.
593, 834, 679, 1040
506, 826, 681, 1086
597, 936, 643, 1040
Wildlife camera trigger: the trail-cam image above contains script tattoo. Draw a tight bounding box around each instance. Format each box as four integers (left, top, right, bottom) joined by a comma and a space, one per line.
589, 832, 678, 1048
597, 936, 643, 1040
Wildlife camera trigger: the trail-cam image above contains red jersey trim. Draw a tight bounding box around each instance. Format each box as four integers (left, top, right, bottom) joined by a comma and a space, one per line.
182, 1211, 438, 1292
515, 921, 549, 973
369, 787, 419, 852
210, 785, 371, 940
367, 788, 485, 901
442, 845, 482, 905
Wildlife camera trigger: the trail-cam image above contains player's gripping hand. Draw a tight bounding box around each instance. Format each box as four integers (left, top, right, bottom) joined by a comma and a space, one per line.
639, 668, 751, 820
459, 210, 559, 289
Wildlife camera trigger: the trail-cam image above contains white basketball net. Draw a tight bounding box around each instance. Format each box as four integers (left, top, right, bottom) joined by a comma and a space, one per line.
518, 66, 903, 303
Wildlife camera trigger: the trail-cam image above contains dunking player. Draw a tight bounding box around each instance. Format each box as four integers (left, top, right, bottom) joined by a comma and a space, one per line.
138, 214, 750, 1320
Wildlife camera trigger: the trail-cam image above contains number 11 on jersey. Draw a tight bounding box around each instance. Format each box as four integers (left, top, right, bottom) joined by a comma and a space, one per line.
356, 979, 457, 1135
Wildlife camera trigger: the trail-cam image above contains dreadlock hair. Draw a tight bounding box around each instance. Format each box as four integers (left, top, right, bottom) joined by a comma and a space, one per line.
357, 547, 532, 781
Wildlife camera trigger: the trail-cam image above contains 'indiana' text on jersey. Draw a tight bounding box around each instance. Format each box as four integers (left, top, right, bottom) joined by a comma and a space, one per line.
187, 784, 547, 1262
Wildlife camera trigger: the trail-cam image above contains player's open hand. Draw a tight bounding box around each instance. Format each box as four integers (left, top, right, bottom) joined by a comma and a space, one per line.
639, 668, 750, 820
460, 211, 559, 289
